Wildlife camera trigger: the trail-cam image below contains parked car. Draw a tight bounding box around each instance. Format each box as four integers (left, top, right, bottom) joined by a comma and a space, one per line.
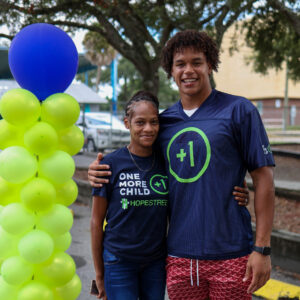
76, 112, 130, 152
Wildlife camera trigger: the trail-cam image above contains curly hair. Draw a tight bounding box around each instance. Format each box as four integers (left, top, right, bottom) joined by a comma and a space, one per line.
125, 90, 159, 119
161, 30, 220, 78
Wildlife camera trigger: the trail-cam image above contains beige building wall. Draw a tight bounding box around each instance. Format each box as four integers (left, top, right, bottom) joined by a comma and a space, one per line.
214, 25, 300, 100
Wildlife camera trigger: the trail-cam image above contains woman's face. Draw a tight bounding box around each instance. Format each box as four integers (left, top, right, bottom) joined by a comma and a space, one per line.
125, 101, 159, 149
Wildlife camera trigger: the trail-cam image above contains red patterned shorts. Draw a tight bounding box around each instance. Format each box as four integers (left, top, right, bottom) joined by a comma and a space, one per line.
166, 255, 252, 300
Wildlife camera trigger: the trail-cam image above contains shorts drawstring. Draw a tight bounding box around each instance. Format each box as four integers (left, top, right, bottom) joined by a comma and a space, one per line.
196, 259, 199, 286
190, 259, 193, 286
190, 259, 200, 286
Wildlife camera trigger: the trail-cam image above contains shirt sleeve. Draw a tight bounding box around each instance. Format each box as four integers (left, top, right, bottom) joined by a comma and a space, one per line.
235, 106, 275, 172
91, 157, 112, 199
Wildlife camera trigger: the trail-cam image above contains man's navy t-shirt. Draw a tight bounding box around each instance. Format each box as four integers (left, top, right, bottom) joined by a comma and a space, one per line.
158, 89, 275, 260
92, 147, 168, 262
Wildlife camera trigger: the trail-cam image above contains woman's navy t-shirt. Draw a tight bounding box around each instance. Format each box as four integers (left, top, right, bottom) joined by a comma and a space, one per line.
92, 146, 168, 262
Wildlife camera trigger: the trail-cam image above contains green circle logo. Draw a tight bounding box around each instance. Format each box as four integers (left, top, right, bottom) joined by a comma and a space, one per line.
166, 127, 211, 183
150, 174, 169, 195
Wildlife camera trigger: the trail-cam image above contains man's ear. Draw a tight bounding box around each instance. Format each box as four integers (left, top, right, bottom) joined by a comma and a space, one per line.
124, 117, 130, 129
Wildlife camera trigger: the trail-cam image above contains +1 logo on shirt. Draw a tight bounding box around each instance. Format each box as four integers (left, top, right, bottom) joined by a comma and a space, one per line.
167, 127, 211, 183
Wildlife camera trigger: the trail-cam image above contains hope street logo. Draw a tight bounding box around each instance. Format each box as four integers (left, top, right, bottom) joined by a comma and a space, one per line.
120, 198, 167, 210
262, 144, 272, 155
121, 198, 129, 210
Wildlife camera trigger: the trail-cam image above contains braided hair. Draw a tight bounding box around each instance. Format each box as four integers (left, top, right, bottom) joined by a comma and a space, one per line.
125, 91, 159, 119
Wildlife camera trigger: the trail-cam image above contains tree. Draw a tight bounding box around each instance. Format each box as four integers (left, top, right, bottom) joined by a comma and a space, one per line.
0, 0, 257, 94
268, 0, 300, 37
83, 30, 116, 92
242, 0, 300, 81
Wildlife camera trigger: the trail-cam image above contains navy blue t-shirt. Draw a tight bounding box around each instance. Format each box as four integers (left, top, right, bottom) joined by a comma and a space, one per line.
158, 89, 275, 260
92, 147, 168, 262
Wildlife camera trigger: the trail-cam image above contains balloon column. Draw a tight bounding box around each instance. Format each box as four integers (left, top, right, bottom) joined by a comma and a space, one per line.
0, 24, 83, 300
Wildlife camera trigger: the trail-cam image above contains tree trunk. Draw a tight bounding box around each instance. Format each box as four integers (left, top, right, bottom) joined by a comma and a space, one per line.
139, 64, 160, 96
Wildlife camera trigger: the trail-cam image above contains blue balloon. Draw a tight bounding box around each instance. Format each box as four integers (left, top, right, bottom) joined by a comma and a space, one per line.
9, 23, 78, 101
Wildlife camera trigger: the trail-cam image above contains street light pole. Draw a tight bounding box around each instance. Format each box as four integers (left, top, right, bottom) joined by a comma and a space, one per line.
283, 59, 289, 131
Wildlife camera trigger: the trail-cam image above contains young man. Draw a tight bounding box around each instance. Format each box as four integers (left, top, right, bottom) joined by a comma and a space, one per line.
88, 30, 275, 299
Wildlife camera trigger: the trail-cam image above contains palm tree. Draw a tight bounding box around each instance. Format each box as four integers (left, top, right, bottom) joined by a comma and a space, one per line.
83, 31, 116, 92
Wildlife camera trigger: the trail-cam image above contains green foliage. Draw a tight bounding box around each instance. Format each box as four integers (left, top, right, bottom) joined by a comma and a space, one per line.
0, 0, 259, 94
243, 1, 300, 81
0, 0, 299, 92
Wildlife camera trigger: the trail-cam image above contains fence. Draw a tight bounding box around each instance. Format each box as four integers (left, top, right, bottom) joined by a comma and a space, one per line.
259, 105, 300, 129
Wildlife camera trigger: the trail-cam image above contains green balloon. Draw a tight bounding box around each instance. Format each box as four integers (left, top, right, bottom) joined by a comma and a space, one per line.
24, 122, 58, 155
55, 273, 81, 300
0, 177, 20, 206
1, 256, 33, 286
55, 179, 78, 207
0, 276, 19, 300
38, 252, 75, 286
37, 204, 73, 236
18, 230, 54, 264
57, 125, 84, 156
53, 232, 72, 252
38, 150, 75, 184
0, 227, 18, 261
0, 88, 41, 127
0, 120, 24, 150
0, 146, 38, 184
21, 178, 56, 212
0, 203, 35, 236
17, 281, 53, 300
41, 93, 80, 130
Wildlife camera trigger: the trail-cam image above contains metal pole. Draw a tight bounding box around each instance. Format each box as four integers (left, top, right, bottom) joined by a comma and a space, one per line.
111, 57, 118, 116
283, 60, 289, 131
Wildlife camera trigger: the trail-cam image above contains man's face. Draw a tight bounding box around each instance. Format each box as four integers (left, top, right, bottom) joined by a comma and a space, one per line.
171, 47, 212, 100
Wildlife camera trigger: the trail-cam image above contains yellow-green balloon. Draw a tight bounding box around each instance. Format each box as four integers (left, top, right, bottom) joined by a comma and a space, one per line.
0, 227, 18, 261
58, 125, 84, 156
55, 179, 78, 207
18, 230, 54, 264
0, 276, 19, 300
1, 256, 33, 286
24, 122, 58, 155
55, 273, 81, 300
41, 93, 80, 130
38, 150, 75, 184
0, 120, 24, 149
18, 281, 53, 300
0, 203, 35, 235
37, 204, 73, 236
38, 251, 76, 286
0, 177, 21, 206
21, 178, 56, 212
0, 88, 41, 127
53, 232, 72, 252
0, 146, 38, 184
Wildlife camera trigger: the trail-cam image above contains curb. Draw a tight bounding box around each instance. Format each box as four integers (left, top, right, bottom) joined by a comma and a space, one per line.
272, 149, 300, 159
254, 279, 300, 300
246, 181, 300, 202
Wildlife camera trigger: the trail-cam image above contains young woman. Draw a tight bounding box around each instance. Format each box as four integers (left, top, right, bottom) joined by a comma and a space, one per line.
90, 91, 249, 300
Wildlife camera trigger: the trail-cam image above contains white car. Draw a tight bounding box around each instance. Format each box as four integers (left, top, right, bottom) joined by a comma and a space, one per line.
76, 112, 130, 152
